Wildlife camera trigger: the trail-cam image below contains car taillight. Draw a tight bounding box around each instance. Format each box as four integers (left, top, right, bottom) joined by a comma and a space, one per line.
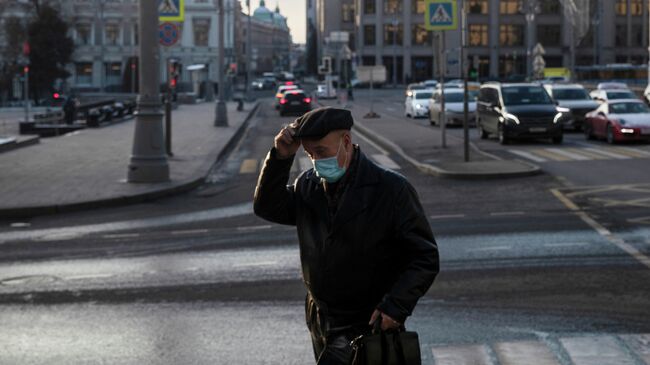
280, 99, 287, 104
303, 98, 311, 103
276, 93, 283, 98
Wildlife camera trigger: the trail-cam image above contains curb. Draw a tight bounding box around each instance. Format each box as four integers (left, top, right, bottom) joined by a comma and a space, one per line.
0, 102, 261, 219
353, 119, 542, 179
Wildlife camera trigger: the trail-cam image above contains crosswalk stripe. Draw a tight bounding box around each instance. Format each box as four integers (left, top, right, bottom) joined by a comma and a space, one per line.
560, 336, 638, 365
371, 154, 401, 170
545, 148, 592, 161
432, 344, 493, 365
508, 149, 548, 163
620, 334, 650, 364
583, 147, 630, 159
531, 148, 573, 161
616, 146, 650, 157
494, 341, 560, 365
564, 147, 608, 160
239, 159, 258, 174
608, 147, 650, 158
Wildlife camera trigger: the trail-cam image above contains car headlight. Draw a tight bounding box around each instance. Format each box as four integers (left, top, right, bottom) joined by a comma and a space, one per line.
621, 128, 634, 134
556, 106, 570, 113
553, 112, 563, 124
503, 113, 520, 125
415, 104, 422, 109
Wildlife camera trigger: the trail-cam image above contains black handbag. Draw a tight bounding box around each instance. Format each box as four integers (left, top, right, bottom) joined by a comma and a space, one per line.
350, 317, 421, 365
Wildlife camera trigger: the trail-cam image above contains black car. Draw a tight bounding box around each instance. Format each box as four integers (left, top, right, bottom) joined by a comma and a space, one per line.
279, 89, 311, 116
477, 82, 564, 144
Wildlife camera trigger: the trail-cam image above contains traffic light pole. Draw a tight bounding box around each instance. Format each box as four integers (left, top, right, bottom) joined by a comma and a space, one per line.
215, 0, 229, 127
24, 66, 29, 124
461, 0, 469, 162
127, 0, 169, 183
165, 86, 173, 157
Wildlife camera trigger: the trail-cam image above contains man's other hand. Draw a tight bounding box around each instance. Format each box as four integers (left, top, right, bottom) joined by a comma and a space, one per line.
369, 309, 401, 331
274, 126, 301, 159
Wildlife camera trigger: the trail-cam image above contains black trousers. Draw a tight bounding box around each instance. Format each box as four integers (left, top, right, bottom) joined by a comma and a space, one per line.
305, 294, 371, 364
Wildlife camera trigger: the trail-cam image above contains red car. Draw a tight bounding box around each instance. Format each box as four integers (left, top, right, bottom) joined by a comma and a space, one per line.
584, 99, 650, 144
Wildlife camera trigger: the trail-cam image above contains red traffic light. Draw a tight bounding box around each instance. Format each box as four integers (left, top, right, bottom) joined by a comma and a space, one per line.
53, 93, 61, 99
23, 66, 29, 73
170, 78, 177, 88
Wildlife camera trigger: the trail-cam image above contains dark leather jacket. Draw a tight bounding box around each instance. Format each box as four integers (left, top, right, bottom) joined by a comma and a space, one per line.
254, 147, 439, 325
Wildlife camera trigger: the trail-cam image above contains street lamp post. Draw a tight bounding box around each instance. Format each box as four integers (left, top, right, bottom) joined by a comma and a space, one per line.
392, 12, 398, 87
215, 0, 229, 126
246, 0, 252, 101
127, 0, 169, 183
523, 0, 539, 79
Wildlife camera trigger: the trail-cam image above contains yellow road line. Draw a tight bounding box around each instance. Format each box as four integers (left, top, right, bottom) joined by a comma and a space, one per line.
551, 188, 650, 270
239, 159, 258, 174
532, 149, 572, 161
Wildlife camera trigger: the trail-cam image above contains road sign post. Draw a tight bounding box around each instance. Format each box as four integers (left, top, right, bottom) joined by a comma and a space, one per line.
425, 0, 458, 149
357, 66, 386, 119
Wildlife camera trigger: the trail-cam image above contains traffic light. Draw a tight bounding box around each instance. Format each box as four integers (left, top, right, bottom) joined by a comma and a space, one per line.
468, 67, 478, 79
168, 60, 180, 89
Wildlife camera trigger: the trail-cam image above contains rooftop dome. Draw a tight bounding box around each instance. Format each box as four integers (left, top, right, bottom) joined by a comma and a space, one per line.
272, 3, 288, 29
253, 0, 273, 23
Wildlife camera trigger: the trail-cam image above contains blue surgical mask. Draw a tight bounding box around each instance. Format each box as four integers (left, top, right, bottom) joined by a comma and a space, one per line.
312, 138, 348, 183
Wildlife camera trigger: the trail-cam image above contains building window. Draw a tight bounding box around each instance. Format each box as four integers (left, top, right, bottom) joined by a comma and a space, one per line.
631, 0, 643, 15
364, 0, 375, 14
384, 0, 402, 14
75, 63, 93, 84
105, 24, 120, 45
615, 24, 627, 46
76, 24, 92, 45
537, 25, 561, 46
499, 25, 524, 46
364, 25, 375, 45
500, 0, 520, 14
615, 0, 626, 15
411, 24, 430, 45
632, 24, 643, 46
105, 62, 122, 86
468, 0, 488, 14
540, 0, 560, 14
469, 24, 488, 46
342, 3, 355, 22
412, 0, 426, 14
193, 18, 210, 46
384, 24, 403, 45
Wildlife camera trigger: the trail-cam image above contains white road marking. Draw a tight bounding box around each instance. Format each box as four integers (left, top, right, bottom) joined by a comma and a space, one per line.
353, 130, 390, 155
65, 273, 115, 281
232, 261, 278, 268
508, 149, 548, 163
371, 154, 401, 170
543, 242, 590, 248
490, 211, 525, 216
474, 245, 512, 251
432, 344, 493, 365
582, 147, 630, 159
102, 233, 141, 239
10, 222, 31, 228
560, 336, 638, 365
430, 214, 466, 220
494, 340, 561, 365
236, 225, 272, 231
545, 148, 591, 161
171, 229, 210, 235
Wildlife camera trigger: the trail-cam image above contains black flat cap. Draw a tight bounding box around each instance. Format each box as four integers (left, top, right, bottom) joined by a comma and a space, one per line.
292, 107, 353, 139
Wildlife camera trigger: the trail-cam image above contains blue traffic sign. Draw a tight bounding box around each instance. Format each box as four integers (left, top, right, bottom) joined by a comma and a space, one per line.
424, 0, 457, 31
159, 22, 180, 47
159, 0, 184, 22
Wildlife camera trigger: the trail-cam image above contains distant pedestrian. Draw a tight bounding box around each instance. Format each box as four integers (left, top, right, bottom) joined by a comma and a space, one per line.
347, 83, 354, 101
63, 96, 77, 125
254, 107, 439, 364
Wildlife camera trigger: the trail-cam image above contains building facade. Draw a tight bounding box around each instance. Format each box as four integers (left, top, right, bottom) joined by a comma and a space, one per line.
309, 0, 650, 83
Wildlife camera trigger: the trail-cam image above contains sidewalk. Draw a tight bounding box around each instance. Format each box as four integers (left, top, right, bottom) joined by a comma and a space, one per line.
319, 97, 541, 179
0, 101, 259, 218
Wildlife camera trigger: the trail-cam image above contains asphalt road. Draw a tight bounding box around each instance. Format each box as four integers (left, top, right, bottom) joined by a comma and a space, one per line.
1, 91, 649, 364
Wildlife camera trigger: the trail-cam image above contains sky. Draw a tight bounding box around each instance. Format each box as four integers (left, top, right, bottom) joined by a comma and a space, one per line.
240, 0, 306, 44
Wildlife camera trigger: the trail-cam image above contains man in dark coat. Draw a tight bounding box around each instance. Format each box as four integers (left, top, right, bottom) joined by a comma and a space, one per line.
253, 107, 439, 364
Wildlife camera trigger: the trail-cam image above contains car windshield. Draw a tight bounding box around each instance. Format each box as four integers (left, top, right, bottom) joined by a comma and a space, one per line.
442, 91, 478, 103
410, 85, 426, 90
415, 92, 432, 99
606, 91, 636, 99
552, 88, 590, 100
609, 102, 650, 114
502, 86, 553, 105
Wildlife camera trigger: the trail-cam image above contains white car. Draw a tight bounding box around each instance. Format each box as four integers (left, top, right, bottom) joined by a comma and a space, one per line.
316, 84, 337, 99
428, 88, 478, 126
590, 88, 639, 103
405, 90, 432, 118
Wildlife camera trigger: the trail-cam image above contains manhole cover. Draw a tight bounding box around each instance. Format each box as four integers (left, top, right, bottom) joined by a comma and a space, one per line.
0, 275, 60, 286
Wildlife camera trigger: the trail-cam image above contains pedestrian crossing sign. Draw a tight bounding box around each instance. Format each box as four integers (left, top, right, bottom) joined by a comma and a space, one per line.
424, 0, 457, 31
159, 0, 184, 22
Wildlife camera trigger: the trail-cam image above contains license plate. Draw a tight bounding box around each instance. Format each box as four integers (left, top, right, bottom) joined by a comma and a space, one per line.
529, 127, 547, 133
641, 128, 650, 135
290, 101, 301, 105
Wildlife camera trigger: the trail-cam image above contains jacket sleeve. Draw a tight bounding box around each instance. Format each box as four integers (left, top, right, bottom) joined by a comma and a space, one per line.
253, 147, 298, 226
377, 181, 440, 323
